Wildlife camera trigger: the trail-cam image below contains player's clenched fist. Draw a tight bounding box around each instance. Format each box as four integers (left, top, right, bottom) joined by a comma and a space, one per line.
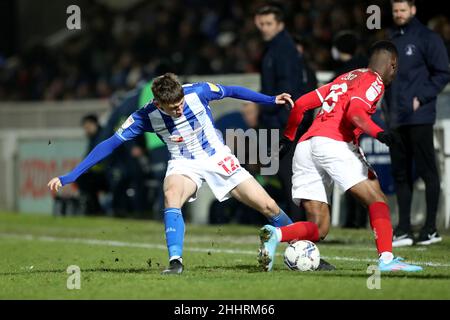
275, 93, 294, 109
48, 177, 62, 192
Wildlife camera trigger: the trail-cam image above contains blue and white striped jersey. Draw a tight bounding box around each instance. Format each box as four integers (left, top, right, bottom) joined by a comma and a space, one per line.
115, 82, 228, 160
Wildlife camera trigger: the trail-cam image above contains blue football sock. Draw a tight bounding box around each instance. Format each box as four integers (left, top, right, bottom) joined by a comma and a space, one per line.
163, 207, 185, 261
268, 208, 293, 227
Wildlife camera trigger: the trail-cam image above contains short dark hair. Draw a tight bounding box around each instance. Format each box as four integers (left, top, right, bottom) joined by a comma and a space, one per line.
151, 73, 184, 105
255, 5, 284, 22
368, 40, 399, 58
391, 0, 415, 6
81, 114, 98, 125
333, 31, 359, 56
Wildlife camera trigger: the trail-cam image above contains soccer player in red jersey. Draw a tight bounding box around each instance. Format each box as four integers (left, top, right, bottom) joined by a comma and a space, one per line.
258, 41, 423, 272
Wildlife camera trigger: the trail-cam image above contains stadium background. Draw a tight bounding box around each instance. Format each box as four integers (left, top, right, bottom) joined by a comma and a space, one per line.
0, 0, 449, 228
0, 0, 450, 301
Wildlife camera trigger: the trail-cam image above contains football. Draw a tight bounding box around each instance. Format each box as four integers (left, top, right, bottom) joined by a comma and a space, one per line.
284, 240, 320, 271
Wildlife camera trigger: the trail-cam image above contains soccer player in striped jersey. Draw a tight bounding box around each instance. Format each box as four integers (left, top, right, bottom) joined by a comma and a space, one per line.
48, 73, 295, 274
258, 41, 423, 272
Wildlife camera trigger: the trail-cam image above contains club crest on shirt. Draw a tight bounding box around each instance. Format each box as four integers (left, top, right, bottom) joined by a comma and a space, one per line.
207, 82, 220, 92
121, 115, 135, 129
405, 44, 416, 56
366, 80, 382, 101
169, 135, 184, 143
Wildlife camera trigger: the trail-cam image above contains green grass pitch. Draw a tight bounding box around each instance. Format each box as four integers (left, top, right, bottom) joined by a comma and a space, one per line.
0, 212, 449, 299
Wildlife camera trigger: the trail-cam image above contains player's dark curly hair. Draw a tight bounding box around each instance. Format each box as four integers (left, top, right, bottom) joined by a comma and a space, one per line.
368, 40, 399, 58
151, 73, 184, 105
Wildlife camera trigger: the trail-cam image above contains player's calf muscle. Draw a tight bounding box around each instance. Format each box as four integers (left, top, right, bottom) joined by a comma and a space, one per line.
318, 223, 330, 240
304, 201, 330, 240
260, 197, 279, 217
309, 216, 329, 240
231, 179, 279, 217
349, 179, 387, 206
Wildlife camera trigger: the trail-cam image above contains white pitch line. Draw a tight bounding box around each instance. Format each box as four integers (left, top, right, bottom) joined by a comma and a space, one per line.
1, 232, 449, 268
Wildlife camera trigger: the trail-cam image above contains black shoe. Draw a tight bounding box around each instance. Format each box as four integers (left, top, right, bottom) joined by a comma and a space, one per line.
161, 259, 184, 275
392, 228, 414, 247
416, 228, 442, 245
317, 258, 336, 271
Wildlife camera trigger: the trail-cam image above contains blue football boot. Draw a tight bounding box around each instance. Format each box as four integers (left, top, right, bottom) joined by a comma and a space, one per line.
258, 225, 279, 272
378, 257, 423, 272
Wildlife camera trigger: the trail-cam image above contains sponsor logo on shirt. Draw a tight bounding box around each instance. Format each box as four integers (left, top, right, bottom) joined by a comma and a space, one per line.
405, 44, 416, 56
366, 80, 382, 102
121, 115, 135, 129
168, 127, 202, 143
169, 135, 184, 143
207, 82, 220, 92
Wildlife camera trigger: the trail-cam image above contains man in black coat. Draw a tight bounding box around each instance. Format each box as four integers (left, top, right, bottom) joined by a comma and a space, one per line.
76, 114, 109, 215
383, 0, 450, 246
255, 5, 313, 221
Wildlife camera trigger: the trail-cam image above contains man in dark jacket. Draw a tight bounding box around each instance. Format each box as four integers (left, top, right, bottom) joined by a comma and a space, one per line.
76, 114, 109, 215
384, 0, 450, 246
293, 35, 318, 94
255, 5, 313, 220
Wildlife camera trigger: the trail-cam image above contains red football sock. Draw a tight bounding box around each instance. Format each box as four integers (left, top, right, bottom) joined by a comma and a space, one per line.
279, 221, 320, 242
368, 202, 393, 254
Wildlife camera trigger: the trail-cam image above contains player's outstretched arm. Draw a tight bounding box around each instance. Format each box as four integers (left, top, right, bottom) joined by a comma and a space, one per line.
220, 85, 293, 107
283, 85, 329, 141
47, 134, 124, 192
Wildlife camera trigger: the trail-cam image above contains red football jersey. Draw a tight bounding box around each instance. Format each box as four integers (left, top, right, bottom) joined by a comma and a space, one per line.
300, 68, 384, 143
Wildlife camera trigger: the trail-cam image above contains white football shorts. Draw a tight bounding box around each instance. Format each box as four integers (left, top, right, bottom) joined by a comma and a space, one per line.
292, 136, 375, 205
165, 146, 252, 202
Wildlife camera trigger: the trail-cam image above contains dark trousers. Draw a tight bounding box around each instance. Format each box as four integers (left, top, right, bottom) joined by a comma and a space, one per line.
389, 125, 440, 231
76, 170, 109, 215
278, 144, 305, 221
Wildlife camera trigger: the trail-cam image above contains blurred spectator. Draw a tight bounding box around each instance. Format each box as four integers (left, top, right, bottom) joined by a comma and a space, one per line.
330, 30, 368, 80
384, 0, 450, 246
428, 15, 450, 59
293, 35, 318, 95
76, 114, 109, 215
292, 35, 318, 221
254, 4, 311, 221
0, 0, 446, 102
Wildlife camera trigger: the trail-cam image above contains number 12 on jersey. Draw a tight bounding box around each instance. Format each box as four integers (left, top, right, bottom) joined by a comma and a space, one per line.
217, 156, 240, 175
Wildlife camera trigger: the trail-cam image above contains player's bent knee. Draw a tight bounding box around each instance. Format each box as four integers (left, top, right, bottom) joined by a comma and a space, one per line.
164, 188, 182, 205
